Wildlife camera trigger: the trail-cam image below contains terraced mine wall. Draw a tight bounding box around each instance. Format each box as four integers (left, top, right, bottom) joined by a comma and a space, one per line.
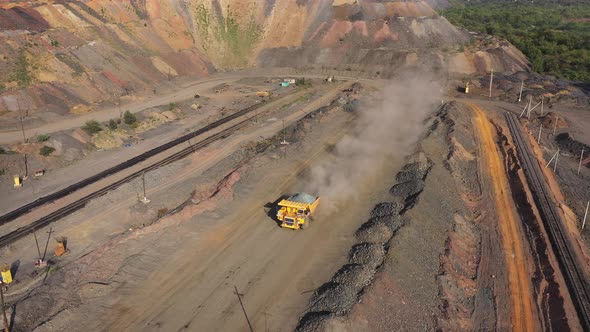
0, 0, 529, 119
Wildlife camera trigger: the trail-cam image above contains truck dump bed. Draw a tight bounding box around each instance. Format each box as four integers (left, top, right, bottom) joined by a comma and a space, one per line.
277, 193, 320, 214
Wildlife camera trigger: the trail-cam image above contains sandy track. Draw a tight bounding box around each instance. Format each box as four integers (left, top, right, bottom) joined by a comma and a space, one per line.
0, 76, 242, 144
0, 86, 323, 236
467, 102, 535, 331
93, 113, 398, 331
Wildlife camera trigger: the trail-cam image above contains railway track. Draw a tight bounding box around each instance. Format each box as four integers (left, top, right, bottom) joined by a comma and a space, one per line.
505, 112, 590, 330
0, 98, 275, 227
0, 102, 265, 248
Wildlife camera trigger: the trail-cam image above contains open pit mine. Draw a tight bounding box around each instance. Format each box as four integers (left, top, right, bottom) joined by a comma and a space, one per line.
0, 0, 589, 331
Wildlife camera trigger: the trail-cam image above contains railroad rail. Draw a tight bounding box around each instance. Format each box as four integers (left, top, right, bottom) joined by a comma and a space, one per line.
0, 101, 270, 226
505, 112, 590, 330
0, 103, 264, 248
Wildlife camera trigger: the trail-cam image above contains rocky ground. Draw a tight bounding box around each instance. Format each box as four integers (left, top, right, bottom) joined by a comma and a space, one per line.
292, 97, 590, 331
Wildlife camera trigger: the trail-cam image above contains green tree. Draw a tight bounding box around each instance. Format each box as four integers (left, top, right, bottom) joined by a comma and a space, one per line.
39, 146, 55, 156
83, 120, 102, 135
108, 119, 118, 130
123, 111, 137, 125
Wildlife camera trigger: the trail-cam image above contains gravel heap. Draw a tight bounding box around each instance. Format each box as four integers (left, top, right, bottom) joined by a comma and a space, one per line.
296, 152, 433, 331
389, 152, 432, 209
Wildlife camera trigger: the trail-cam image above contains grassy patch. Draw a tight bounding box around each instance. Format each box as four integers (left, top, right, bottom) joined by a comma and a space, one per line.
280, 92, 313, 110
83, 120, 103, 135
194, 4, 262, 66
36, 134, 50, 142
10, 50, 33, 87
39, 146, 55, 156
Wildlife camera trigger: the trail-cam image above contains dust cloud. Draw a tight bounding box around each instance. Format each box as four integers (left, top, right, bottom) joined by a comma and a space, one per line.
304, 73, 442, 211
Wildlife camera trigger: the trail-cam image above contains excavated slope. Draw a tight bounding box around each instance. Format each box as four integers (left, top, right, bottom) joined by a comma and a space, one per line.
0, 0, 529, 117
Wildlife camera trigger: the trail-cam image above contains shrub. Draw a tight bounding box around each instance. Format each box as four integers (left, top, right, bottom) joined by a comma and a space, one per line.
39, 146, 55, 156
123, 111, 137, 125
157, 208, 169, 218
108, 119, 118, 130
83, 120, 102, 135
36, 134, 50, 142
168, 102, 177, 110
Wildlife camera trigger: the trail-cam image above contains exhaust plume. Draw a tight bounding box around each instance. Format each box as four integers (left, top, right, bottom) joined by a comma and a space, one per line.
304, 73, 442, 211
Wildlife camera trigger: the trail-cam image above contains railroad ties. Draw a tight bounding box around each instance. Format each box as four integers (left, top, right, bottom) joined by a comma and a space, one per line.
505, 112, 590, 330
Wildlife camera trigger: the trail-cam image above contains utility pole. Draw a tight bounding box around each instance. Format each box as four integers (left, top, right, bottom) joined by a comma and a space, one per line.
33, 230, 42, 261
140, 172, 150, 204
234, 286, 254, 332
23, 153, 28, 179
19, 116, 26, 143
527, 97, 532, 119
579, 148, 585, 175
518, 80, 524, 102
527, 99, 541, 119
583, 201, 589, 230
280, 120, 289, 145
1, 281, 8, 332
488, 69, 494, 99
16, 96, 27, 144
546, 149, 560, 171
518, 103, 529, 119
42, 227, 53, 261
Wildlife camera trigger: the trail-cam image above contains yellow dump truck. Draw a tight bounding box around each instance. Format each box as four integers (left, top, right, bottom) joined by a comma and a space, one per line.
276, 193, 320, 230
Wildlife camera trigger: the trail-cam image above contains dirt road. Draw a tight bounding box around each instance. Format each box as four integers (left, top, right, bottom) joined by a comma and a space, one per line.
468, 102, 535, 331
97, 134, 398, 332
0, 76, 247, 144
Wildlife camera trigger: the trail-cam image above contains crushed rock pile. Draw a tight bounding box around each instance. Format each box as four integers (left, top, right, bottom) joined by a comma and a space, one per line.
296, 151, 432, 332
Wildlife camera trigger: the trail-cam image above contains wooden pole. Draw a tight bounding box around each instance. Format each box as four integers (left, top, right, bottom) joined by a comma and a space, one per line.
234, 286, 253, 332
488, 70, 494, 99
142, 172, 146, 199
42, 227, 53, 261
23, 153, 28, 178
578, 148, 584, 175
553, 115, 558, 135
16, 97, 26, 144
33, 230, 42, 261
554, 148, 559, 172
583, 201, 589, 230
0, 282, 8, 332
518, 80, 524, 102
540, 96, 544, 116
526, 97, 539, 119
537, 125, 542, 144
546, 149, 559, 169
19, 117, 26, 143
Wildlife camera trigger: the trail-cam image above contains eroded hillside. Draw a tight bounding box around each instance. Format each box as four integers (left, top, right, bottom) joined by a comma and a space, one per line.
0, 0, 529, 118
